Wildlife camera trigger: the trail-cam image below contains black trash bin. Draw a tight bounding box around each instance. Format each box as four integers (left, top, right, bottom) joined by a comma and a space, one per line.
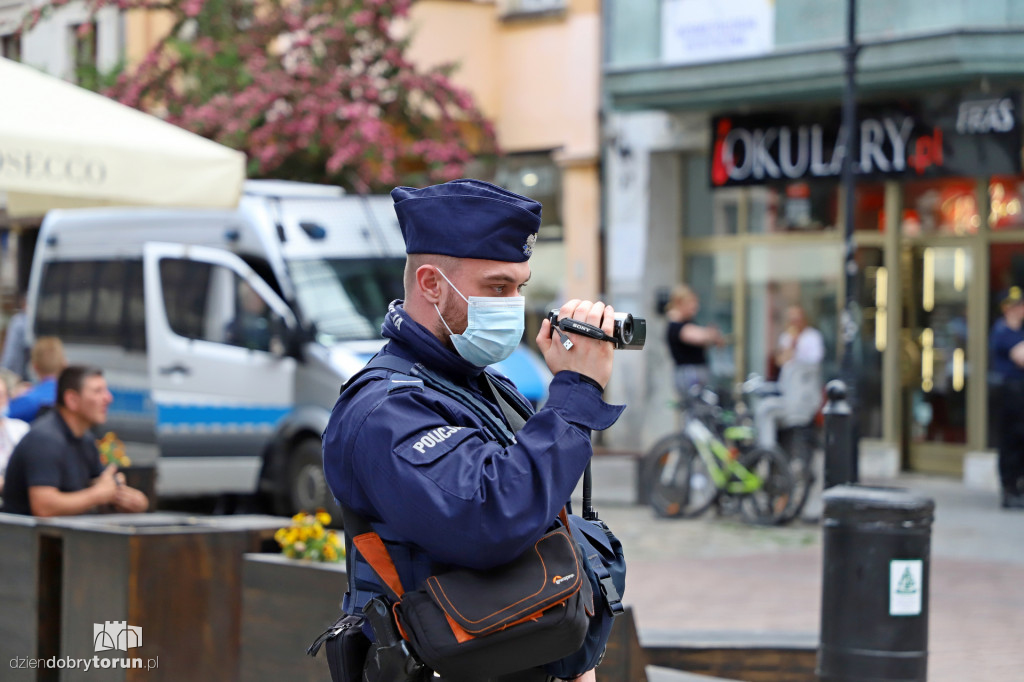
817, 484, 934, 682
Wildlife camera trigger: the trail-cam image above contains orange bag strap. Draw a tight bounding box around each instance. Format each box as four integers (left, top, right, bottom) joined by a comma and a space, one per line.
348, 504, 572, 604
352, 532, 406, 601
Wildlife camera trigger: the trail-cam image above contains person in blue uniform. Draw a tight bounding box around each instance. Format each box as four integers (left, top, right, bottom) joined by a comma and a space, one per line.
322, 179, 625, 681
989, 285, 1024, 509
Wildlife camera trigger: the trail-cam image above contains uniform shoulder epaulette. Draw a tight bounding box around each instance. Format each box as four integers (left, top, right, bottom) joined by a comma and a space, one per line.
387, 373, 424, 393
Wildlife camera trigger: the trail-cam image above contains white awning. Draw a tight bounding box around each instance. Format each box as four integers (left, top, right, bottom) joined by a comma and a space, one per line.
0, 57, 246, 218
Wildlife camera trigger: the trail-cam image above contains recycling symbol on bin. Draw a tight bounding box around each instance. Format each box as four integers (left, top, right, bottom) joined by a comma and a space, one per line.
895, 567, 917, 594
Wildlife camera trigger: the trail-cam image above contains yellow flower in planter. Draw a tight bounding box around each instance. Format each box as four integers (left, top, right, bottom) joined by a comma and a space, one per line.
275, 509, 345, 563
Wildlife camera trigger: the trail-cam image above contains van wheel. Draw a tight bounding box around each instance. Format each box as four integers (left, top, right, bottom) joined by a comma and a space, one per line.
283, 439, 340, 519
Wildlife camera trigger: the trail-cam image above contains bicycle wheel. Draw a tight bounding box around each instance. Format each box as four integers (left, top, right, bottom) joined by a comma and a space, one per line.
778, 426, 818, 523
641, 433, 717, 518
736, 446, 795, 525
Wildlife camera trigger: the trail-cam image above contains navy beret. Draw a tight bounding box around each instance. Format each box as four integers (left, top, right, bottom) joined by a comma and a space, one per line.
391, 179, 542, 262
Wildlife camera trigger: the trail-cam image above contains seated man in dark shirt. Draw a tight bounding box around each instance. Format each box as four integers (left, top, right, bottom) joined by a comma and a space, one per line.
1, 365, 149, 516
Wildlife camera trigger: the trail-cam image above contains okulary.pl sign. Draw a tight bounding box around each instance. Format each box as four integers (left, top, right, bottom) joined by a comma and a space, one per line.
710, 94, 1021, 187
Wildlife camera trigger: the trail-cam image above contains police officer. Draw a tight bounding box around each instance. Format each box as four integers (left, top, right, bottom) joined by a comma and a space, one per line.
990, 285, 1024, 509
323, 179, 624, 681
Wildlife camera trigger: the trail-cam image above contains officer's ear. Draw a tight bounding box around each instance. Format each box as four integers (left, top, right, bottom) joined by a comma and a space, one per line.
417, 265, 445, 305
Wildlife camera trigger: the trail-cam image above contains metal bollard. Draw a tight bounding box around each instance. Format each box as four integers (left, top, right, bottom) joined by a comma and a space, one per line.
817, 485, 934, 682
823, 379, 857, 489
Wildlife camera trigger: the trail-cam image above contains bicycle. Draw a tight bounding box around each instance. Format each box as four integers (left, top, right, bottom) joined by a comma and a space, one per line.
641, 385, 796, 525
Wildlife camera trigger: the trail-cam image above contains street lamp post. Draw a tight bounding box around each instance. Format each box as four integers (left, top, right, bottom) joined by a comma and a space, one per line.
837, 0, 861, 485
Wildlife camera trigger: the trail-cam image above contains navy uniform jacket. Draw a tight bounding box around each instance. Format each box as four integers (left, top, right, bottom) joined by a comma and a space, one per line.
323, 301, 624, 613
990, 317, 1024, 383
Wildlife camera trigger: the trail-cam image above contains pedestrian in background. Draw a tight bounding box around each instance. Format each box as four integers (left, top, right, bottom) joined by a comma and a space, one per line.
9, 336, 67, 422
664, 284, 724, 399
1, 365, 149, 517
754, 304, 825, 448
0, 374, 30, 497
0, 293, 29, 380
989, 286, 1024, 509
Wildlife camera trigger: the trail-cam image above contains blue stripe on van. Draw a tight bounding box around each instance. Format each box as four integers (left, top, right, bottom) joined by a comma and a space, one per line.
109, 387, 288, 430
156, 404, 290, 429
110, 387, 155, 417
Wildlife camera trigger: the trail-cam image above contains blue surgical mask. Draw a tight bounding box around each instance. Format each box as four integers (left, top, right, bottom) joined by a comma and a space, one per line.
434, 269, 525, 367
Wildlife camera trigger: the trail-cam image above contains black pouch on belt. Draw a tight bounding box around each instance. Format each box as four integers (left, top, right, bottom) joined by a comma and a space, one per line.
307, 612, 371, 682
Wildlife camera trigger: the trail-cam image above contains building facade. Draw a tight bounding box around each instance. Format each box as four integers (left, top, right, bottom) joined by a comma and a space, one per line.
1, 0, 602, 339
407, 0, 603, 322
602, 0, 1024, 476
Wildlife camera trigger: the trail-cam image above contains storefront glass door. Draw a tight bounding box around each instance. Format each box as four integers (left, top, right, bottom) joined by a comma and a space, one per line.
901, 243, 971, 470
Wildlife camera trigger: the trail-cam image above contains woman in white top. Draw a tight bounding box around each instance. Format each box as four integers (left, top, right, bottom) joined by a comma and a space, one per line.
754, 304, 825, 448
0, 376, 30, 497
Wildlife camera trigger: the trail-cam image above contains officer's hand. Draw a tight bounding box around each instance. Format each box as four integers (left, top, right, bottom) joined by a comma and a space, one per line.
536, 299, 615, 390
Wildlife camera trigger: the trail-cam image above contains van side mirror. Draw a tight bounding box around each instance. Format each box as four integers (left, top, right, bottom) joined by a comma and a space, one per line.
276, 319, 315, 359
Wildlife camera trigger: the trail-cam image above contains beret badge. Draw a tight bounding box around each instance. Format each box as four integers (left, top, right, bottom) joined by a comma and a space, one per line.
523, 233, 538, 258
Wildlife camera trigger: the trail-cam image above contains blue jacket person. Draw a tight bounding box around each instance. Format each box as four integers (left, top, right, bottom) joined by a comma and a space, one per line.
322, 179, 624, 681
990, 285, 1024, 509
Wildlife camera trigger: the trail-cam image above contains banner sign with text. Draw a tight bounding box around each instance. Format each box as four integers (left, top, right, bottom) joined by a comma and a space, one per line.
662, 0, 774, 66
710, 94, 1021, 187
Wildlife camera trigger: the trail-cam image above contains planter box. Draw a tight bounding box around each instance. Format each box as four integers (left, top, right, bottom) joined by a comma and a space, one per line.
240, 553, 348, 682
0, 514, 61, 682
46, 512, 286, 682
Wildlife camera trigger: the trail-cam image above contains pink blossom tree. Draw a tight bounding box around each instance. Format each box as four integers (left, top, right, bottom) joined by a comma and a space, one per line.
22, 0, 497, 192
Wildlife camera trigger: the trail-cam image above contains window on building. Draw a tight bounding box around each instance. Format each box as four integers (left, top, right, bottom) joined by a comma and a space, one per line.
499, 0, 567, 19
69, 21, 99, 88
988, 175, 1024, 230
749, 181, 838, 233
0, 33, 21, 61
494, 153, 562, 241
903, 179, 980, 236
687, 157, 839, 236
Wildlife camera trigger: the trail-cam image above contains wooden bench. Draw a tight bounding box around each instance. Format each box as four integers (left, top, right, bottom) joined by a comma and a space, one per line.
598, 610, 818, 682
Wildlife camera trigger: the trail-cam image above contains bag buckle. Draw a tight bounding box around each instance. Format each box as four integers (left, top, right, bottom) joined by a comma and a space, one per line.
599, 576, 624, 617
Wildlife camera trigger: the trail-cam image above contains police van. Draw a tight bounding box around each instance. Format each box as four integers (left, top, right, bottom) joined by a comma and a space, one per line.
25, 180, 550, 514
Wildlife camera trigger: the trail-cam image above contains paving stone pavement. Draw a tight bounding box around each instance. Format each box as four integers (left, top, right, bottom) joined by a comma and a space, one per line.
578, 457, 1024, 682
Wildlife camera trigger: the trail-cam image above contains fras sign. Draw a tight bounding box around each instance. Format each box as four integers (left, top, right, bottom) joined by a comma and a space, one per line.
710, 94, 1020, 187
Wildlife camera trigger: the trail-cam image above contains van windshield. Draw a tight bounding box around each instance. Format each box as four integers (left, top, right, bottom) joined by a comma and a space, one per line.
287, 257, 406, 343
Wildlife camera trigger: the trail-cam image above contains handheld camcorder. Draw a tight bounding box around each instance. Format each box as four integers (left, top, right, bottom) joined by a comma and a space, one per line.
547, 309, 647, 350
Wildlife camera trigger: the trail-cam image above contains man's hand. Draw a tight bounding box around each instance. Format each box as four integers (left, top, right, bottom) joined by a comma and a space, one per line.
113, 485, 150, 513
108, 468, 149, 512
536, 299, 615, 389
29, 463, 120, 517
91, 464, 120, 506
